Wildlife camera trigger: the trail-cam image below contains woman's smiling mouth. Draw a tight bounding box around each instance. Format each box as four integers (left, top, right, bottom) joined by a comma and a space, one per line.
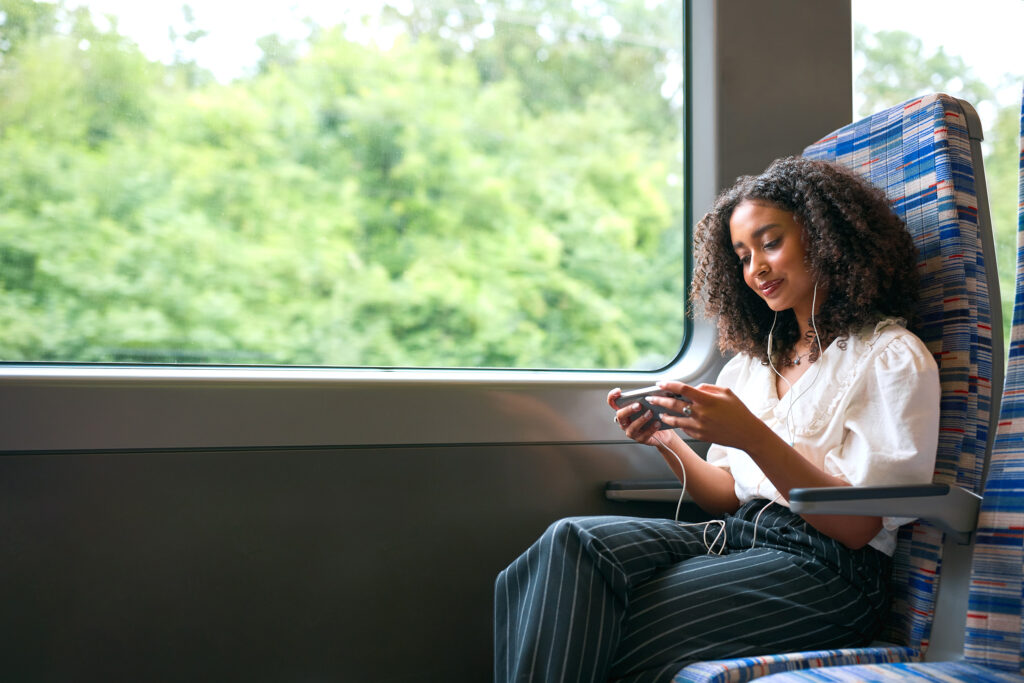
759, 279, 783, 296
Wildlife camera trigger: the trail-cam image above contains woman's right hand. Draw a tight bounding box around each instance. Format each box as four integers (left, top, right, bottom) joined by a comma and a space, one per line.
607, 388, 676, 446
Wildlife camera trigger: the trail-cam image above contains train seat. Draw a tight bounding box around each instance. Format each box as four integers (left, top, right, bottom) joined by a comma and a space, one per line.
671, 93, 1003, 682
728, 84, 1024, 683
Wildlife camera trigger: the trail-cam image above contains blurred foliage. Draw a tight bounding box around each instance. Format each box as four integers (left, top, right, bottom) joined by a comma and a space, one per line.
855, 26, 1021, 342
0, 0, 685, 368
5, 6, 1016, 369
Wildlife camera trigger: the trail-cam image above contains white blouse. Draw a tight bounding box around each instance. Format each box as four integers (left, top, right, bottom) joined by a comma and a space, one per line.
705, 318, 940, 555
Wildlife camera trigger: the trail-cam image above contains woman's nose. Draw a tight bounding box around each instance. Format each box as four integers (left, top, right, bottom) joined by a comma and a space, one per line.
748, 255, 767, 277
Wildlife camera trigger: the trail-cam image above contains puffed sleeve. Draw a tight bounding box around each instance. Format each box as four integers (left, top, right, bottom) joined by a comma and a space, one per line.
824, 332, 940, 530
705, 354, 748, 474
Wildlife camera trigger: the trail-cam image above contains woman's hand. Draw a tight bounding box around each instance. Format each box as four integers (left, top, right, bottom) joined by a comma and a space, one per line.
606, 388, 678, 447
649, 381, 765, 452
606, 386, 742, 516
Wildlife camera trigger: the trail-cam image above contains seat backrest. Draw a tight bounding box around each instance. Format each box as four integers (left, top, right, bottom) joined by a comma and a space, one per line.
963, 85, 1024, 673
803, 93, 1002, 655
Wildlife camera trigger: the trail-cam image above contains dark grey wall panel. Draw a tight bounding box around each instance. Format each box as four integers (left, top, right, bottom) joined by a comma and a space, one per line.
0, 443, 688, 682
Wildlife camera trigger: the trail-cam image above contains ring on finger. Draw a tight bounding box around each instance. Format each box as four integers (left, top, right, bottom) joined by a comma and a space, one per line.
681, 405, 692, 417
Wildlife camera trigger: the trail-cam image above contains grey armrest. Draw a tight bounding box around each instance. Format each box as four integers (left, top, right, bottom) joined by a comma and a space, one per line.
789, 483, 981, 544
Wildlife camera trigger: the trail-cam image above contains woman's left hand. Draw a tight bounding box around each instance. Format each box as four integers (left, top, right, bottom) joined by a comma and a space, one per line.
649, 381, 764, 451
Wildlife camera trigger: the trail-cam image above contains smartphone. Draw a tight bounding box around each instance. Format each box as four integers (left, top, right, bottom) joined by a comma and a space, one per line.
613, 385, 691, 428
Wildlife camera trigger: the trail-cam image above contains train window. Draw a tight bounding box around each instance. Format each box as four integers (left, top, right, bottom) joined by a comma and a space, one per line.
0, 1, 686, 371
853, 0, 1023, 339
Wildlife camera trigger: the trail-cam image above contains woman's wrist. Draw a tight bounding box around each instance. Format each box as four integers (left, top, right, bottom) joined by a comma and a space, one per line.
729, 413, 777, 457
653, 429, 685, 453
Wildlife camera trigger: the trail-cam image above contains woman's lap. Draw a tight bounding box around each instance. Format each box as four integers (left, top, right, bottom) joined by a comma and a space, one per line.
495, 503, 890, 683
610, 545, 879, 679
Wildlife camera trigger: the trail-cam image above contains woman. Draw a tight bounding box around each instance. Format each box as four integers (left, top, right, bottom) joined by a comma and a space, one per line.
494, 157, 940, 683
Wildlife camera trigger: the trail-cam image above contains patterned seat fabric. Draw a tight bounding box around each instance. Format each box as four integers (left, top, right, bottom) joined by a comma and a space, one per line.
963, 83, 1024, 674
674, 647, 918, 683
759, 660, 1024, 682
673, 93, 998, 683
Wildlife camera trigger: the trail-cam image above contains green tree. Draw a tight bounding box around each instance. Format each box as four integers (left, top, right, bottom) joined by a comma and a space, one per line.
0, 0, 58, 60
379, 0, 682, 137
0, 1, 684, 369
855, 27, 993, 117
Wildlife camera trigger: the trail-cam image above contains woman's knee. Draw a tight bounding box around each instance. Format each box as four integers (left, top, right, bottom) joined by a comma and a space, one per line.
498, 517, 599, 582
548, 516, 653, 562
537, 515, 604, 547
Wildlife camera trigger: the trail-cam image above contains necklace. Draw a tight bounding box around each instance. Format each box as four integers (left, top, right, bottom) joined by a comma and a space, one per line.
785, 343, 816, 366
785, 331, 819, 367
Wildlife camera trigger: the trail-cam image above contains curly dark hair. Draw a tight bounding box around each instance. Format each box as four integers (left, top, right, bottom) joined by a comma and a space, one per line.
691, 156, 919, 365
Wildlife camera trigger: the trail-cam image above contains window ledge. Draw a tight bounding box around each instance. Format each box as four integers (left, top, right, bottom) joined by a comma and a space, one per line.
0, 323, 720, 453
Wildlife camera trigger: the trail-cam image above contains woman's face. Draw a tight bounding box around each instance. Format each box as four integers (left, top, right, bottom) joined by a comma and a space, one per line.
728, 200, 818, 320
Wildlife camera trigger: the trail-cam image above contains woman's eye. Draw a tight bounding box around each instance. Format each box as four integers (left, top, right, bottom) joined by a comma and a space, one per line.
739, 254, 750, 265
764, 239, 780, 250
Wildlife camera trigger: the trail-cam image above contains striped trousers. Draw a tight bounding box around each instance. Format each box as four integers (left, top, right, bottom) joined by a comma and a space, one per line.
494, 500, 891, 683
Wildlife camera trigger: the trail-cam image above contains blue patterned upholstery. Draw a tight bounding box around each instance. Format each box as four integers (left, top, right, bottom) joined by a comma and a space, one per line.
758, 660, 1024, 682
962, 83, 1024, 674
674, 647, 918, 683
673, 93, 999, 683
